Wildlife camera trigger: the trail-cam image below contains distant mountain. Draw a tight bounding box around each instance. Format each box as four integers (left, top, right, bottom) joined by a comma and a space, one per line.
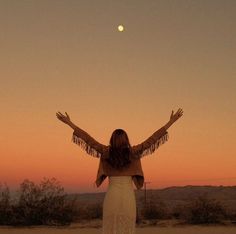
135, 185, 236, 201
66, 185, 236, 211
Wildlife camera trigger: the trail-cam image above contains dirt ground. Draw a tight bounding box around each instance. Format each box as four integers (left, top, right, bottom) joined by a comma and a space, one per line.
0, 219, 236, 234
0, 225, 236, 234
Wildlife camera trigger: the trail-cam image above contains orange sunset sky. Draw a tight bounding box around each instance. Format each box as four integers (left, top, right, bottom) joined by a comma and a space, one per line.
1, 0, 236, 193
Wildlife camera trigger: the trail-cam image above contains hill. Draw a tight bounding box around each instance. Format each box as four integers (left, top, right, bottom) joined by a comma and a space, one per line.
67, 185, 236, 212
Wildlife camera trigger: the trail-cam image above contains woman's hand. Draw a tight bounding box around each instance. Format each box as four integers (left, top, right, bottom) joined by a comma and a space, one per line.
56, 111, 71, 125
169, 108, 183, 123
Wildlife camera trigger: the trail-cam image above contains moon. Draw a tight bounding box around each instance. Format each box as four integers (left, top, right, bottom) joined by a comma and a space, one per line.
118, 25, 124, 32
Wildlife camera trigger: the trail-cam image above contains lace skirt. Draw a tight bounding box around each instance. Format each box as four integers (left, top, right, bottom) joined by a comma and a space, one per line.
102, 176, 136, 234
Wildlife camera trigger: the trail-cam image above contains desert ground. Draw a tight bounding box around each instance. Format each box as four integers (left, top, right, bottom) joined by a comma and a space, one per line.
1, 220, 236, 234
1, 226, 236, 234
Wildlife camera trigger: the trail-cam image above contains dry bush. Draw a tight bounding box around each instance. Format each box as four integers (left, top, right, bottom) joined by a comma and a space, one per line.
223, 209, 236, 223
181, 194, 227, 224
136, 206, 142, 224
172, 203, 185, 219
0, 183, 12, 225
141, 200, 168, 220
76, 203, 103, 220
0, 178, 77, 226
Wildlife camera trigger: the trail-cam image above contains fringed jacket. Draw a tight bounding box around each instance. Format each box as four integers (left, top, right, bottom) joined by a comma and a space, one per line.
72, 126, 169, 190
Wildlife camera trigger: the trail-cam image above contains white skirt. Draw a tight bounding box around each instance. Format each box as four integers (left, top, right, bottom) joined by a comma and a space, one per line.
102, 176, 136, 234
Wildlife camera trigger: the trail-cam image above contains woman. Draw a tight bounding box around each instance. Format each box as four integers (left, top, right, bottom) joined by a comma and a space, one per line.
56, 108, 183, 233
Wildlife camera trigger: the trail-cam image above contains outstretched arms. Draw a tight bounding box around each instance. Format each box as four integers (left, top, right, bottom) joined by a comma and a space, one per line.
132, 108, 183, 158
56, 111, 107, 158
56, 108, 184, 159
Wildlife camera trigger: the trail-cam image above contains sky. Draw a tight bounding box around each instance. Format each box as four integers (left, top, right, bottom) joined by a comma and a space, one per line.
0, 0, 236, 193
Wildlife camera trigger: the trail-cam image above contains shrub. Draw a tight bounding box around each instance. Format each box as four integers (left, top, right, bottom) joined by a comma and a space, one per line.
172, 204, 185, 219
136, 206, 142, 224
182, 194, 227, 224
227, 210, 236, 223
77, 203, 103, 220
0, 177, 77, 226
0, 183, 12, 225
141, 200, 168, 220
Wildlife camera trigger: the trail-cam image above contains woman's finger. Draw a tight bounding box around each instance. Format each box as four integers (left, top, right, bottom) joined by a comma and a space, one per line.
58, 112, 64, 117
56, 112, 61, 118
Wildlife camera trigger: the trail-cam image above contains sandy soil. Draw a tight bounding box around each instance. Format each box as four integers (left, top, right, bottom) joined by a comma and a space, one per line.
0, 226, 236, 234
0, 219, 236, 234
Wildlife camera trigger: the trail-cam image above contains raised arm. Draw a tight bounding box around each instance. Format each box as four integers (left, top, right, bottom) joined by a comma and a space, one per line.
132, 108, 183, 158
56, 111, 107, 158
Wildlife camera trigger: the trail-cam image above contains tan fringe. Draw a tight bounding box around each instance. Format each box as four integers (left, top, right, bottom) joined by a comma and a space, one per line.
140, 132, 169, 158
72, 134, 101, 158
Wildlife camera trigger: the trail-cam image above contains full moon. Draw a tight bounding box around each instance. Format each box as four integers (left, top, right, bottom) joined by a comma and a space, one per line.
118, 25, 124, 32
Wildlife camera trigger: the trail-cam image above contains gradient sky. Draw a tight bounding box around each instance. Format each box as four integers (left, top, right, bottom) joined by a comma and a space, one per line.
1, 0, 236, 193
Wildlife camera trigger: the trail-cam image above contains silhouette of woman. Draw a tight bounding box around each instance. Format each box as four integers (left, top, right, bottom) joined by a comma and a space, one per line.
56, 108, 183, 233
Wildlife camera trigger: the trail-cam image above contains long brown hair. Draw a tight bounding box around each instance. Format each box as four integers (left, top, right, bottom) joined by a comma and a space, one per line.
106, 129, 131, 169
